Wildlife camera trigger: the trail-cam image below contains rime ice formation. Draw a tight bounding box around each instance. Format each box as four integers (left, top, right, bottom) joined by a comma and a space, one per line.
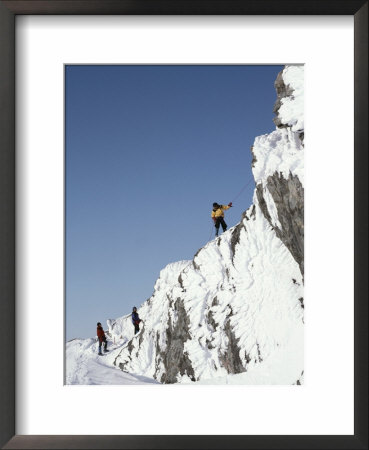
66, 65, 304, 385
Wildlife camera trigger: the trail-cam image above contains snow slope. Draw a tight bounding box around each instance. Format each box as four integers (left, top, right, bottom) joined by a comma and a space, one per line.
185, 328, 304, 385
66, 65, 304, 385
66, 336, 160, 385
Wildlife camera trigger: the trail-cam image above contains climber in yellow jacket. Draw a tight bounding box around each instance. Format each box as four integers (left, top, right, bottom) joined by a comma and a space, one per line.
211, 202, 232, 236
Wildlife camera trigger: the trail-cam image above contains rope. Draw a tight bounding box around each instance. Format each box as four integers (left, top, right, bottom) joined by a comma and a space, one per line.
208, 224, 214, 241
230, 177, 255, 204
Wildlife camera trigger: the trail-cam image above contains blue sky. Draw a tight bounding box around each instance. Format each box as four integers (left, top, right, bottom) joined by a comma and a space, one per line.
65, 65, 283, 340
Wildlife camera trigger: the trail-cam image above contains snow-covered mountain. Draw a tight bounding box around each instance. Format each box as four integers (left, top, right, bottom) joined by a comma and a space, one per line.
66, 65, 304, 385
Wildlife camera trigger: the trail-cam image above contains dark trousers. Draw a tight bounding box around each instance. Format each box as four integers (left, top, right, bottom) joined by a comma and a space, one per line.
134, 323, 140, 334
98, 338, 107, 353
215, 217, 227, 235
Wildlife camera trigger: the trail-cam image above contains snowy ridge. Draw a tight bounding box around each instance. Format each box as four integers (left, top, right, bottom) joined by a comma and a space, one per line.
66, 65, 304, 385
112, 201, 303, 384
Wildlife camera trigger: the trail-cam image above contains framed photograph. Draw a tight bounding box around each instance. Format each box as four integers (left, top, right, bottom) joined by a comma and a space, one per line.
0, 1, 367, 449
64, 63, 302, 388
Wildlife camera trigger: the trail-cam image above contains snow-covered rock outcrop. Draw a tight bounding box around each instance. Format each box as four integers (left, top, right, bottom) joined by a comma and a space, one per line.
253, 65, 304, 276
108, 65, 305, 384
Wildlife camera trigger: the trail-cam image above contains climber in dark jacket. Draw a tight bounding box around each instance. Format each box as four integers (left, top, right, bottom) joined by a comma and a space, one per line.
131, 307, 141, 334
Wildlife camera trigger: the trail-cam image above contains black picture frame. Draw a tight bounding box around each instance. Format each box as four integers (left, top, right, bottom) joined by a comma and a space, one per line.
0, 1, 367, 449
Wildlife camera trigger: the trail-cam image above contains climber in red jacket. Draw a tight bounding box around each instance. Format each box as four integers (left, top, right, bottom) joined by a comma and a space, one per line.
96, 322, 108, 355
